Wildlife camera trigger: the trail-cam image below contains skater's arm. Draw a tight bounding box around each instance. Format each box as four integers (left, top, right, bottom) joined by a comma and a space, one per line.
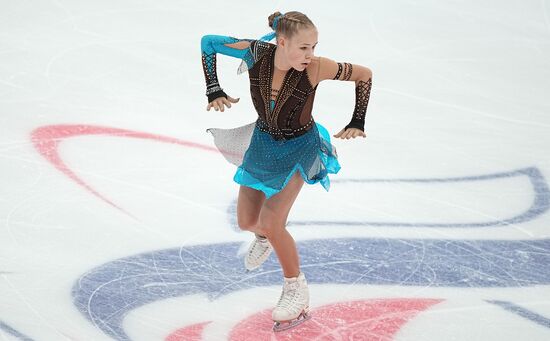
316, 57, 373, 138
200, 35, 253, 103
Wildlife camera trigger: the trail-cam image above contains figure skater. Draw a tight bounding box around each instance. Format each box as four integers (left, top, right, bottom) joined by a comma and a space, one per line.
200, 10, 372, 331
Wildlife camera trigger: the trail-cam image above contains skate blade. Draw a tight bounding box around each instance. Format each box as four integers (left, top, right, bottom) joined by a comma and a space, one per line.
272, 311, 311, 332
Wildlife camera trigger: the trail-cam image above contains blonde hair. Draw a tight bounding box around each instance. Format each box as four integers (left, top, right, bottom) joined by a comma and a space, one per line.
268, 11, 315, 39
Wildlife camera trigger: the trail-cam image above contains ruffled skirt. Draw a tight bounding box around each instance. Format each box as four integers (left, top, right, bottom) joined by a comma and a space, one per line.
207, 119, 340, 199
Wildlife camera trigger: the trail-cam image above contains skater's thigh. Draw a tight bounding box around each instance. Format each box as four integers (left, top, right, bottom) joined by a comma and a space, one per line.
261, 171, 305, 225
237, 185, 265, 230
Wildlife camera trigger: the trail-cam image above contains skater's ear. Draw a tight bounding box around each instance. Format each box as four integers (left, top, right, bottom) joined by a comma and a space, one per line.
277, 34, 288, 48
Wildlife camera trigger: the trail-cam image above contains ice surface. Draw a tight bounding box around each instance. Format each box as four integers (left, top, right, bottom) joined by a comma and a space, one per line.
1, 0, 549, 340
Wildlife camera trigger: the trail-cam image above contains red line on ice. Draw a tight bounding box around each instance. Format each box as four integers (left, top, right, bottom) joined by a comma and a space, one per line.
228, 299, 443, 340
165, 298, 442, 340
31, 124, 221, 214
166, 321, 211, 341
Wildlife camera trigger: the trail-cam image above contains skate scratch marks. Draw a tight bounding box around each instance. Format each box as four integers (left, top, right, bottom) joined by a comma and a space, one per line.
227, 299, 443, 341
72, 238, 550, 340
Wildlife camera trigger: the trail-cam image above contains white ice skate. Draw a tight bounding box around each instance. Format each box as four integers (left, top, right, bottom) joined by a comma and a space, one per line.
272, 272, 311, 332
244, 235, 273, 271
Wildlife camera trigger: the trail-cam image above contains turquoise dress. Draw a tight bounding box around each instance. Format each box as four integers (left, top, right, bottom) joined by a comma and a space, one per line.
202, 35, 341, 199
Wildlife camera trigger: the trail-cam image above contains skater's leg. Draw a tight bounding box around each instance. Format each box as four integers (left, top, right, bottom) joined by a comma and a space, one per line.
238, 185, 276, 272
236, 185, 265, 233
257, 171, 305, 278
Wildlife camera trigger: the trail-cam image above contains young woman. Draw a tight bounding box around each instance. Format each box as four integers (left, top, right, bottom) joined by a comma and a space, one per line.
201, 11, 372, 331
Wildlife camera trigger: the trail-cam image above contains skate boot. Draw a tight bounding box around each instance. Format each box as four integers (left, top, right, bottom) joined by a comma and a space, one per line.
272, 272, 311, 332
244, 234, 273, 271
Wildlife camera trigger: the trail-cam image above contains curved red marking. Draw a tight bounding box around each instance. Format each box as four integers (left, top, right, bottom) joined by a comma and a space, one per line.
165, 321, 211, 341
31, 124, 219, 214
229, 298, 442, 340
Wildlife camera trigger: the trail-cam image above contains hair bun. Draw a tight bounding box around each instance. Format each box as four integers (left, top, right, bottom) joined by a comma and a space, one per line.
268, 11, 283, 29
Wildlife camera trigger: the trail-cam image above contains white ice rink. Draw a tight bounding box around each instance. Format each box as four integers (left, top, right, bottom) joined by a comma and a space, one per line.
1, 0, 550, 340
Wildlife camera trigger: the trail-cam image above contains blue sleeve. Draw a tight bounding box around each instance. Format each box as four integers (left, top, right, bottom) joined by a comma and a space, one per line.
201, 35, 251, 60
200, 35, 253, 102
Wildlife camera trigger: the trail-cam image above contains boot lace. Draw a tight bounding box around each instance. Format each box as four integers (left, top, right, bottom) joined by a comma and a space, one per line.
276, 281, 303, 314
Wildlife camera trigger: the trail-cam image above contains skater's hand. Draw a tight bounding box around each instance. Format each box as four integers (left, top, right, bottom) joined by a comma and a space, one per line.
206, 96, 240, 112
333, 127, 367, 139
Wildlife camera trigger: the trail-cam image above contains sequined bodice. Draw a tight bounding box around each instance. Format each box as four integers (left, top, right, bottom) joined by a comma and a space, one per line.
248, 42, 318, 136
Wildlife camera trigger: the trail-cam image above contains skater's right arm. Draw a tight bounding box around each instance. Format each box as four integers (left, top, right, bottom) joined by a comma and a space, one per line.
201, 35, 253, 112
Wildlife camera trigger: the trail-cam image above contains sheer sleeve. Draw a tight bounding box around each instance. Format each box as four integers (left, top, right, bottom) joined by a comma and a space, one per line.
317, 57, 373, 131
200, 35, 254, 102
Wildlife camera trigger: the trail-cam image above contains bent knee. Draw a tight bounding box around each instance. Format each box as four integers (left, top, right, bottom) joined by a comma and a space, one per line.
237, 216, 258, 232
257, 212, 286, 238
256, 224, 285, 240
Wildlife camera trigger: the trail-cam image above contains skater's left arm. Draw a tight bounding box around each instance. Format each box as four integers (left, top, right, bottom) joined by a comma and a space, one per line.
316, 57, 373, 139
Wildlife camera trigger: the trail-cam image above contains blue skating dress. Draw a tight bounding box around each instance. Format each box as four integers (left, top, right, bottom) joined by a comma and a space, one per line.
201, 35, 340, 199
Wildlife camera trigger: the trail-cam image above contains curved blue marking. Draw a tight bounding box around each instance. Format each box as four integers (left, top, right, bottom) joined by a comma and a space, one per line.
0, 321, 34, 341
258, 167, 548, 228
73, 237, 550, 340
488, 300, 550, 329
320, 167, 550, 227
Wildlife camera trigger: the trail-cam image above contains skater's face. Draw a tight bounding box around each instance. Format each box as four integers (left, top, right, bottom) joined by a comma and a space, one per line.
278, 27, 318, 71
